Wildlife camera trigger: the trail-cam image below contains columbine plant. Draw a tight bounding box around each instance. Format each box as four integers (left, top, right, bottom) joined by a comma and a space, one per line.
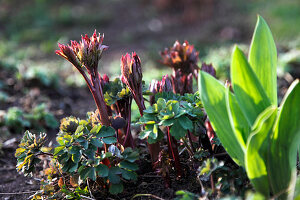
199, 16, 300, 199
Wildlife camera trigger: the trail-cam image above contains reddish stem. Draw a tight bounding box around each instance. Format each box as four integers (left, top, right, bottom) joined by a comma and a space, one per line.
122, 99, 134, 148
167, 127, 182, 177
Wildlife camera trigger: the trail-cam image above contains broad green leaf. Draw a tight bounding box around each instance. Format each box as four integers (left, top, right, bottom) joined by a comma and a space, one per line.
54, 146, 65, 156
109, 183, 123, 194
108, 167, 121, 184
170, 121, 186, 140
178, 115, 193, 131
119, 161, 138, 170
98, 126, 115, 137
225, 88, 250, 149
121, 169, 137, 180
72, 151, 81, 163
79, 167, 90, 180
199, 71, 244, 166
90, 124, 101, 134
96, 164, 109, 177
231, 46, 271, 126
88, 167, 96, 181
249, 16, 277, 105
268, 80, 300, 199
245, 106, 277, 198
90, 138, 103, 148
103, 137, 117, 144
69, 146, 81, 154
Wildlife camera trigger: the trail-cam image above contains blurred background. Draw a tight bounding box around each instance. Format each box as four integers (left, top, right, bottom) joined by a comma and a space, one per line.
1, 0, 300, 134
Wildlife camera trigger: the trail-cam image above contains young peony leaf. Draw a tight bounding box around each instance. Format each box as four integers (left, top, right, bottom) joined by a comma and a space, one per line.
96, 164, 109, 177
88, 167, 97, 181
231, 46, 271, 126
68, 161, 79, 173
54, 146, 65, 156
170, 121, 186, 140
268, 80, 300, 199
69, 146, 81, 154
97, 126, 115, 137
199, 71, 245, 166
103, 137, 117, 144
121, 169, 137, 180
108, 167, 121, 184
109, 183, 124, 194
178, 115, 193, 130
160, 118, 175, 126
245, 106, 277, 198
119, 161, 138, 171
72, 151, 81, 163
90, 138, 103, 148
249, 16, 277, 106
90, 124, 101, 134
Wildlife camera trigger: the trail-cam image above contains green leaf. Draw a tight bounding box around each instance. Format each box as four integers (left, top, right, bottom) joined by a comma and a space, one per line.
199, 71, 245, 166
98, 126, 115, 137
103, 137, 117, 144
231, 46, 271, 126
68, 161, 78, 173
248, 15, 277, 106
245, 106, 277, 198
84, 149, 95, 160
121, 169, 137, 180
119, 161, 138, 170
96, 164, 109, 177
225, 88, 250, 149
79, 167, 90, 181
69, 146, 81, 154
108, 167, 121, 184
54, 146, 65, 156
72, 151, 82, 163
268, 80, 300, 199
109, 183, 123, 194
178, 115, 193, 130
160, 118, 175, 126
90, 124, 101, 134
170, 121, 186, 140
90, 138, 103, 148
88, 167, 96, 181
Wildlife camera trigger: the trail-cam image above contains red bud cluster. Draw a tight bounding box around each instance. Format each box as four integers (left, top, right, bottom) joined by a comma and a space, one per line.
56, 30, 110, 126
149, 75, 173, 105
160, 41, 199, 95
120, 52, 145, 115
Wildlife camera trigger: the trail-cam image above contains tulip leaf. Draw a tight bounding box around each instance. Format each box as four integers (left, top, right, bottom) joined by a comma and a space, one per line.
199, 71, 244, 166
268, 80, 300, 199
225, 88, 251, 149
249, 15, 277, 106
245, 106, 277, 198
231, 46, 271, 126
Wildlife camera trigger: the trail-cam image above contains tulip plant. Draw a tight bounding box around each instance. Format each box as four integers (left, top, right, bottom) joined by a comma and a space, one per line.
199, 16, 300, 199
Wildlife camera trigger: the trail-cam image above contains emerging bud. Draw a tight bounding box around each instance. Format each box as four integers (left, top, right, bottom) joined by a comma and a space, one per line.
149, 75, 173, 105
160, 40, 199, 76
120, 52, 145, 115
201, 63, 216, 78
160, 41, 200, 94
159, 75, 173, 92
56, 30, 108, 71
60, 116, 79, 134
